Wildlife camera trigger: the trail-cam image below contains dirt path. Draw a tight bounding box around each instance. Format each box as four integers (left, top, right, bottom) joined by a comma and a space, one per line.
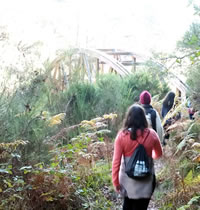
111, 157, 166, 210
148, 158, 165, 210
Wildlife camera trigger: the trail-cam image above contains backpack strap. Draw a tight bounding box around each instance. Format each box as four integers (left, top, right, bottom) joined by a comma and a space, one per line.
136, 129, 150, 145
149, 109, 157, 132
124, 130, 150, 167
142, 105, 157, 132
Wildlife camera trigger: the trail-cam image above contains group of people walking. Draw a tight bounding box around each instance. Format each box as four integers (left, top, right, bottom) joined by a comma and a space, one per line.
112, 90, 178, 210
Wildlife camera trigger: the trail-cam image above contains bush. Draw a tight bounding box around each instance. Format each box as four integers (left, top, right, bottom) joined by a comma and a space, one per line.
186, 64, 200, 110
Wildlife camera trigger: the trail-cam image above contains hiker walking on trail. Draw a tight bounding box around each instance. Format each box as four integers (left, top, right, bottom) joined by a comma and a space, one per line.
188, 107, 195, 120
139, 90, 164, 143
112, 104, 163, 210
161, 91, 175, 119
187, 100, 196, 120
161, 91, 176, 145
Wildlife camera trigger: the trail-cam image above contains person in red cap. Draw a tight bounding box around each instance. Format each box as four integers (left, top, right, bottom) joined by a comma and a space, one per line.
139, 90, 164, 143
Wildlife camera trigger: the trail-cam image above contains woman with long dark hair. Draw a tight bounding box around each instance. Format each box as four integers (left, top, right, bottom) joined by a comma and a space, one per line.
112, 104, 162, 210
161, 91, 175, 118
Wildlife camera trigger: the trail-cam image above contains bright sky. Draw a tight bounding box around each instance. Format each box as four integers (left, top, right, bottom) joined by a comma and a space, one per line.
0, 0, 198, 58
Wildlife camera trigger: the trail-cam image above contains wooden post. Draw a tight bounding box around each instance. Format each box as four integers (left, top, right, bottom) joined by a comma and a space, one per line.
83, 54, 92, 83
96, 58, 99, 79
133, 57, 136, 72
101, 63, 104, 74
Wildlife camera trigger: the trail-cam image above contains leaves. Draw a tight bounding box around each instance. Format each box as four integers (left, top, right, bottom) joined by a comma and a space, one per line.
20, 166, 32, 170
177, 205, 190, 210
178, 195, 200, 210
192, 154, 200, 162
177, 139, 187, 151
184, 170, 193, 186
48, 113, 66, 126
0, 169, 10, 174
3, 179, 13, 188
191, 142, 200, 150
188, 195, 200, 205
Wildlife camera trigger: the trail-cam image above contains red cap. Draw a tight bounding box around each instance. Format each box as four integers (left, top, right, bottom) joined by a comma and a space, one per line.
140, 90, 151, 104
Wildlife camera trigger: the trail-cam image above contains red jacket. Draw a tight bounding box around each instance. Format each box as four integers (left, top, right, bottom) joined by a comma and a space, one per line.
112, 128, 163, 187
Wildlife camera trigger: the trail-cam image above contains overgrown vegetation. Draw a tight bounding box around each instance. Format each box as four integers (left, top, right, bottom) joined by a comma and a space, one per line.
151, 3, 200, 209
0, 115, 115, 210
1, 4, 200, 208
0, 58, 168, 209
155, 113, 200, 209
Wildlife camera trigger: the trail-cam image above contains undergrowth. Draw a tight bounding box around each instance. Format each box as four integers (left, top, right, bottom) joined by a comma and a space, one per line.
156, 112, 200, 210
0, 114, 116, 210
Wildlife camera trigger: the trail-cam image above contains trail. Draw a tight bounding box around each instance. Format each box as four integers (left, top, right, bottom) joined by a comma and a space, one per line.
111, 156, 166, 210
148, 158, 165, 210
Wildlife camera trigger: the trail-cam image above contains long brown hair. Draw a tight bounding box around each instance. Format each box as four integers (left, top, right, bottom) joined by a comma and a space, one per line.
162, 91, 175, 109
123, 104, 148, 140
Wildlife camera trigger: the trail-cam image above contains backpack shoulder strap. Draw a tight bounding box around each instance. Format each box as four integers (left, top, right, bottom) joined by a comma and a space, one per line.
136, 129, 150, 145
143, 105, 157, 132
149, 109, 157, 132
141, 130, 150, 145
124, 130, 150, 166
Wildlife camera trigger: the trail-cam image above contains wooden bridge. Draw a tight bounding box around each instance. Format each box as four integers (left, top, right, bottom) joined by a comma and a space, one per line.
49, 48, 145, 89
49, 48, 188, 99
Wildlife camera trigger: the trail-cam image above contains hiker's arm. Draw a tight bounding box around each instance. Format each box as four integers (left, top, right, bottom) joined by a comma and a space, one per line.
152, 132, 163, 159
155, 111, 164, 142
112, 132, 123, 187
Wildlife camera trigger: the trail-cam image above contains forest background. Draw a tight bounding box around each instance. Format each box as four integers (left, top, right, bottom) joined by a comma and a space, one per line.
0, 1, 200, 210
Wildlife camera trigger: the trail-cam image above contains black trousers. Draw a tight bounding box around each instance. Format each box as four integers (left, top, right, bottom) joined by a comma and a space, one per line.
123, 197, 150, 210
122, 175, 156, 210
